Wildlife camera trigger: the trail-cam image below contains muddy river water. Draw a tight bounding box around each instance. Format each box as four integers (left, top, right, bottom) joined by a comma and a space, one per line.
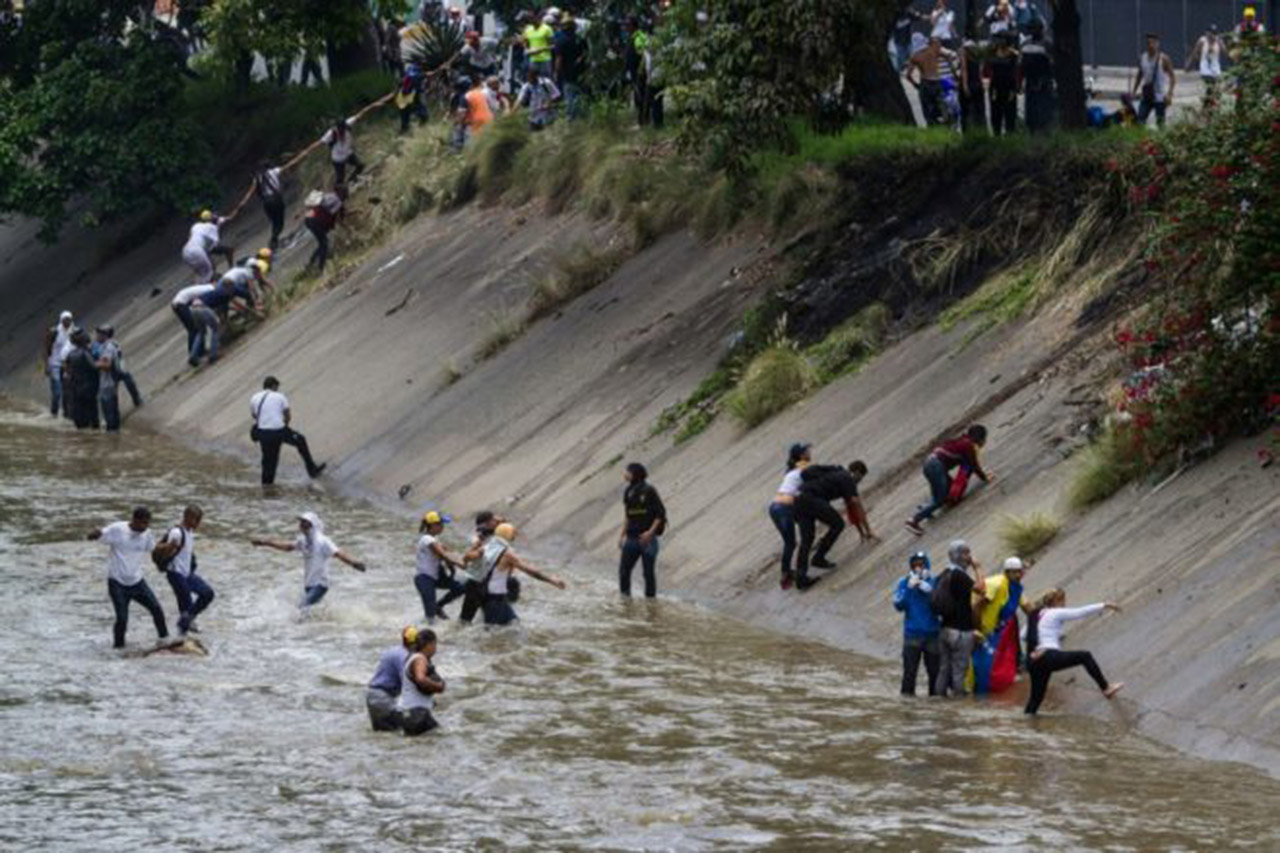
0, 400, 1275, 851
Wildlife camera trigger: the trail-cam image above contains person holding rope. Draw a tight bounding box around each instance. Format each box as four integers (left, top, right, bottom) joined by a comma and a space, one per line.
321, 117, 365, 186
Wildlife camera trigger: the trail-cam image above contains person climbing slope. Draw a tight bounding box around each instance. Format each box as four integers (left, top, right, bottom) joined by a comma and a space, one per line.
793, 460, 875, 591
181, 210, 233, 283
1023, 588, 1124, 715
906, 424, 993, 535
769, 443, 811, 590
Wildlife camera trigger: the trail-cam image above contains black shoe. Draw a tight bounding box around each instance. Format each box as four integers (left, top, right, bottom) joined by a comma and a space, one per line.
435, 610, 450, 621
812, 557, 837, 570
309, 463, 327, 478
796, 576, 822, 592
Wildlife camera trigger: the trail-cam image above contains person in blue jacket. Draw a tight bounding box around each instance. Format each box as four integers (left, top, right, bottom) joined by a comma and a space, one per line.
893, 550, 941, 696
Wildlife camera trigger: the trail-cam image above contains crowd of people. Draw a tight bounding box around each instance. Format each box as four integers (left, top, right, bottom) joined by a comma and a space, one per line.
42, 311, 143, 432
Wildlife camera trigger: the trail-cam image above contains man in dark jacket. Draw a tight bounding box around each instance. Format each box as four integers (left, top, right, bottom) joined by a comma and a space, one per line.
618, 462, 667, 598
933, 539, 986, 697
793, 460, 874, 591
65, 329, 100, 430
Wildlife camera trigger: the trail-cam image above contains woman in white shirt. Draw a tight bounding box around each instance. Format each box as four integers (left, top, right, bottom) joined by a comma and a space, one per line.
769, 443, 811, 590
1024, 587, 1124, 715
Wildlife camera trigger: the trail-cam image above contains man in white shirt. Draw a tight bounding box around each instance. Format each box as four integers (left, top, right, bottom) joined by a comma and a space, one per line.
88, 507, 169, 648
153, 506, 215, 635
43, 310, 75, 417
249, 376, 326, 485
250, 511, 367, 608
181, 210, 233, 283
172, 282, 216, 364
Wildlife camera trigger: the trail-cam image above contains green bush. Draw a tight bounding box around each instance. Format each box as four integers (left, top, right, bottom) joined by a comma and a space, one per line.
470, 118, 532, 202
726, 345, 816, 428
997, 512, 1062, 558
805, 303, 890, 383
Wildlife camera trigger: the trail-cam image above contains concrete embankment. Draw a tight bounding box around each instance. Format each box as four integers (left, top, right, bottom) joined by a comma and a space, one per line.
2, 165, 1275, 777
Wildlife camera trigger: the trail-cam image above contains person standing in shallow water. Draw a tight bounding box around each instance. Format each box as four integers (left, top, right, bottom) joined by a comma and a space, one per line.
618, 463, 666, 598
893, 550, 941, 696
249, 376, 326, 486
154, 505, 215, 636
88, 506, 168, 649
366, 628, 412, 732
1023, 588, 1124, 715
249, 512, 366, 608
414, 511, 466, 623
481, 523, 568, 626
400, 626, 445, 736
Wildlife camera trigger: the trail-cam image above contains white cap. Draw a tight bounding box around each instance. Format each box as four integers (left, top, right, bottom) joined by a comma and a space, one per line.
1003, 557, 1027, 571
60, 310, 73, 321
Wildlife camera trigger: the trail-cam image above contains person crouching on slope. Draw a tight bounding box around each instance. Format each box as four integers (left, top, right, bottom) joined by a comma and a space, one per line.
906, 424, 993, 535
793, 460, 875, 591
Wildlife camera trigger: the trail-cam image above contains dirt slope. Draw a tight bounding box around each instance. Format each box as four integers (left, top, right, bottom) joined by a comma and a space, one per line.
1, 173, 1275, 778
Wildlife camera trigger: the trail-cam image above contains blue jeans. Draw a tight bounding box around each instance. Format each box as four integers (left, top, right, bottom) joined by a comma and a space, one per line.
483, 595, 518, 626
414, 573, 465, 622
302, 585, 328, 607
563, 81, 585, 120
619, 536, 659, 598
911, 456, 951, 524
768, 502, 796, 576
165, 570, 215, 632
47, 367, 62, 415
108, 578, 168, 648
190, 306, 220, 364
99, 384, 121, 432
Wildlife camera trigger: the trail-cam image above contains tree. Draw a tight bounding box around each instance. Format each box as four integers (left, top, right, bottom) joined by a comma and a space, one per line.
1049, 0, 1087, 129
663, 0, 910, 174
0, 1, 215, 239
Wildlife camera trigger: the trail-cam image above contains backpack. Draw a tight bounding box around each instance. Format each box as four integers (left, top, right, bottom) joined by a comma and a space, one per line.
152, 527, 186, 571
930, 568, 956, 620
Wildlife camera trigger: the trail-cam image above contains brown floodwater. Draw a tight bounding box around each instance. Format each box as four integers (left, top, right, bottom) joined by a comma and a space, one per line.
0, 400, 1275, 851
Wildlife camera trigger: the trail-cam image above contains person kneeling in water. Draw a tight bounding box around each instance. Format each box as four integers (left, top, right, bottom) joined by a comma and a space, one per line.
400, 626, 445, 736
481, 523, 567, 626
1023, 587, 1124, 715
366, 629, 414, 732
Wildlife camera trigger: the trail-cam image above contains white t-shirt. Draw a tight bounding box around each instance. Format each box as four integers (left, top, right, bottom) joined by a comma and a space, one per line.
776, 469, 804, 497
163, 525, 196, 577
415, 534, 443, 579
1034, 604, 1106, 651
250, 390, 289, 430
185, 222, 220, 254
48, 324, 73, 370
296, 532, 338, 589
931, 9, 956, 40
321, 126, 355, 163
100, 521, 156, 586
173, 284, 217, 307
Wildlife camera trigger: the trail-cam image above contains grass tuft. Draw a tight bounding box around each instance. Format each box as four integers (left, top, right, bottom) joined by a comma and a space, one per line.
1067, 427, 1147, 510
805, 303, 890, 383
997, 512, 1062, 558
476, 302, 528, 361
726, 344, 816, 428
529, 243, 630, 320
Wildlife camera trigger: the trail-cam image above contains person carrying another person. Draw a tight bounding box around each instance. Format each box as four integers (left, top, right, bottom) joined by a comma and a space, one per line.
1186, 24, 1224, 101
905, 424, 992, 535
893, 551, 941, 697
249, 376, 326, 485
400, 626, 446, 736
480, 523, 568, 626
415, 511, 466, 623
43, 310, 75, 417
769, 443, 811, 590
252, 161, 287, 251
153, 505, 215, 636
1132, 33, 1176, 129
516, 67, 561, 131
64, 328, 99, 430
522, 11, 556, 78
303, 187, 344, 275
250, 512, 367, 609
458, 511, 503, 623
366, 629, 411, 732
88, 506, 169, 649
618, 463, 667, 599
968, 556, 1027, 695
907, 37, 960, 127
321, 118, 364, 186
931, 539, 985, 698
181, 210, 233, 283
1023, 588, 1124, 715
793, 460, 874, 591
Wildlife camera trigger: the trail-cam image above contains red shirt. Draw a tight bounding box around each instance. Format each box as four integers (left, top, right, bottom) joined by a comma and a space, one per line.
933, 436, 986, 478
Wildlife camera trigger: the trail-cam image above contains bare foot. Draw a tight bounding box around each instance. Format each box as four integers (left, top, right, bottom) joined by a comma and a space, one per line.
1104, 682, 1125, 699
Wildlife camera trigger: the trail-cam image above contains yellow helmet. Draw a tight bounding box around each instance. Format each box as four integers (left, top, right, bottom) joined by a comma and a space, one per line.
401, 625, 419, 648
421, 511, 451, 527
199, 209, 214, 222
250, 259, 270, 276
257, 248, 273, 261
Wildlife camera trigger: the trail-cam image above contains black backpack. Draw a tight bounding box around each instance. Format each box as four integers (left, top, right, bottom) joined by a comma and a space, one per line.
930, 568, 956, 620
152, 527, 186, 571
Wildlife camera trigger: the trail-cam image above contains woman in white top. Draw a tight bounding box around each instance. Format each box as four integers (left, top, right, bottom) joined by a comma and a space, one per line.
1024, 587, 1124, 715
400, 626, 445, 736
769, 443, 811, 590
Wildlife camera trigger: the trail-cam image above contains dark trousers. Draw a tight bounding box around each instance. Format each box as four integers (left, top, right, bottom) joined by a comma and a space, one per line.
619, 536, 658, 598
459, 579, 487, 623
108, 578, 168, 648
366, 687, 403, 732
305, 219, 331, 273
902, 634, 941, 696
414, 573, 465, 622
794, 494, 844, 582
165, 570, 215, 632
332, 154, 364, 187
1137, 96, 1167, 128
99, 385, 121, 432
72, 391, 99, 430
1024, 649, 1109, 714
961, 87, 987, 133
483, 594, 518, 626
403, 707, 439, 736
911, 456, 951, 525
118, 371, 142, 407
399, 100, 428, 133
990, 87, 1017, 135
262, 197, 285, 249
920, 79, 944, 125
768, 502, 796, 577
257, 427, 320, 485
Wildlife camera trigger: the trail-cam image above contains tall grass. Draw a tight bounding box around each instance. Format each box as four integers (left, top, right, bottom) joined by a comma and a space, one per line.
1067, 427, 1147, 510
529, 243, 629, 320
805, 303, 890, 383
998, 512, 1062, 558
726, 345, 816, 428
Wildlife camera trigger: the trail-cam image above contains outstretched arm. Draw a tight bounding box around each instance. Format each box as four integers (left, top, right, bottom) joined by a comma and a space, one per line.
250, 538, 295, 552
509, 554, 566, 590
336, 550, 368, 572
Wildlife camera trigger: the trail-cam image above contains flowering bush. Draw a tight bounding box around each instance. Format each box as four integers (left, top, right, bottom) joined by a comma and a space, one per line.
1103, 38, 1278, 466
